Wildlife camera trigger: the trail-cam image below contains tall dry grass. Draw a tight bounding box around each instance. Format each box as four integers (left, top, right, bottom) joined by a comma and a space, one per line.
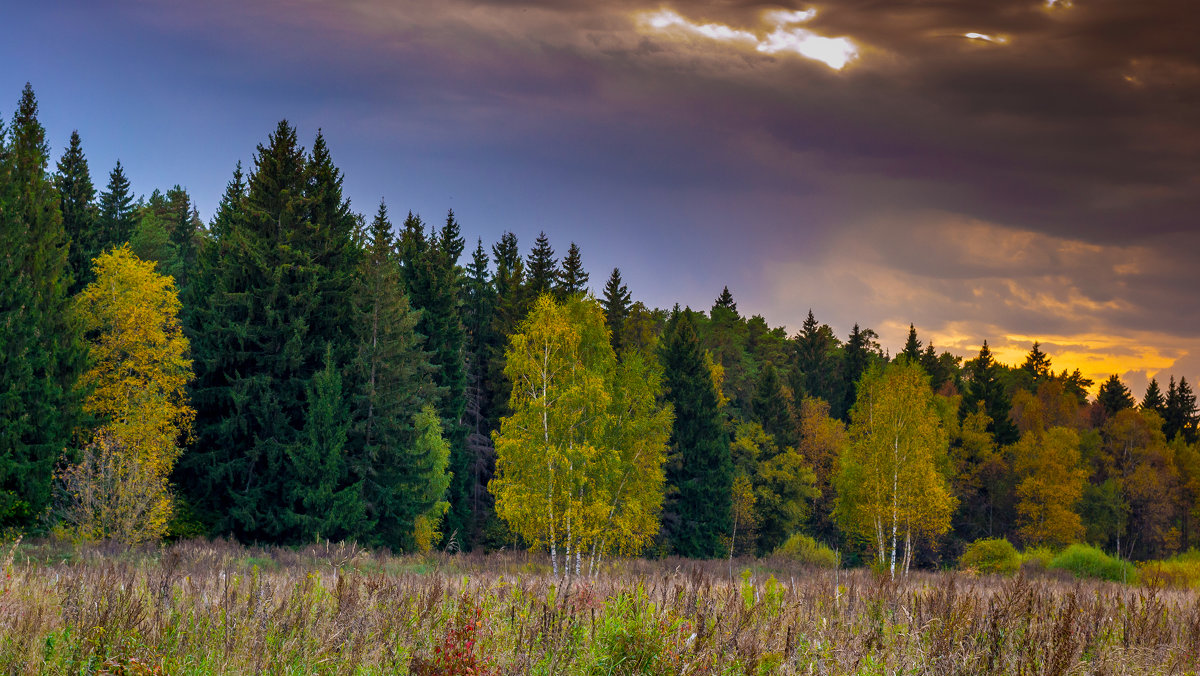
0, 537, 1197, 674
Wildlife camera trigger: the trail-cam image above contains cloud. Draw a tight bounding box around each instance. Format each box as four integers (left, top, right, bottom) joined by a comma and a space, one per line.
637, 7, 858, 70
760, 213, 1199, 394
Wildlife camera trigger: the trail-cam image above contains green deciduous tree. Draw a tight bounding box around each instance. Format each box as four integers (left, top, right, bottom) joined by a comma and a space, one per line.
490, 295, 671, 576
835, 361, 955, 576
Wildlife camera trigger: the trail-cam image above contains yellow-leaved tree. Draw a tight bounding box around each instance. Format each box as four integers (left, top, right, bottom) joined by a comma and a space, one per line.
60, 246, 193, 544
1013, 426, 1086, 548
835, 360, 955, 577
490, 294, 672, 578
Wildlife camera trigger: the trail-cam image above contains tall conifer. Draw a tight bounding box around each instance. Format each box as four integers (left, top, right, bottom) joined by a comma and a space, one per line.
557, 241, 588, 297
0, 84, 85, 528
96, 160, 136, 250
55, 130, 96, 293
525, 231, 558, 298
660, 308, 732, 558
601, 268, 631, 352
964, 341, 1018, 445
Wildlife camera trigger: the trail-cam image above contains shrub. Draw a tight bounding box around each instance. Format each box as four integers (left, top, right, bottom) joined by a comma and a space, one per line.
1018, 546, 1056, 571
958, 538, 1019, 575
1049, 544, 1136, 583
1138, 549, 1200, 589
771, 534, 838, 568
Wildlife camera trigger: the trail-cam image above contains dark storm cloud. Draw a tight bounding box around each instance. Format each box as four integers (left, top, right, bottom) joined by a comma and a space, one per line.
5, 0, 1196, 390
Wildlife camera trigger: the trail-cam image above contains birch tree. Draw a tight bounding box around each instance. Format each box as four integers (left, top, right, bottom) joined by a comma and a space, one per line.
490, 295, 671, 577
835, 361, 954, 576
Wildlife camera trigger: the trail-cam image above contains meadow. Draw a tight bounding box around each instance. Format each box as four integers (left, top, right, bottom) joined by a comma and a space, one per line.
1, 538, 1198, 675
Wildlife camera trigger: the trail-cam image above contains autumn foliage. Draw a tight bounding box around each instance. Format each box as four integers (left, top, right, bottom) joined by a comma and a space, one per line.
60, 246, 193, 543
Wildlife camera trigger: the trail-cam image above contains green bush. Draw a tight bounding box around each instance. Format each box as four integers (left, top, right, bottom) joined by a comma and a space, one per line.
1048, 544, 1136, 583
1019, 546, 1056, 571
771, 534, 838, 568
1138, 549, 1200, 589
958, 538, 1019, 575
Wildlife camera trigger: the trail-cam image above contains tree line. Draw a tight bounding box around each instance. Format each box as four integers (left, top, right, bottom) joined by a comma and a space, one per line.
2, 84, 1198, 567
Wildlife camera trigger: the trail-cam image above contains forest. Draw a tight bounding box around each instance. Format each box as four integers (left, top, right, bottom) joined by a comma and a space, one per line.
2, 81, 1199, 572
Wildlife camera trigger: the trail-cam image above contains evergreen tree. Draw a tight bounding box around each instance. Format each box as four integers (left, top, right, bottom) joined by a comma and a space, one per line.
166, 185, 201, 287
350, 201, 438, 550
183, 121, 360, 540
1097, 374, 1135, 420
557, 241, 588, 297
714, 286, 737, 315
964, 341, 1018, 445
398, 209, 469, 543
437, 210, 465, 271
919, 341, 958, 392
1141, 378, 1166, 416
286, 347, 368, 542
601, 267, 631, 352
838, 323, 876, 420
1020, 342, 1052, 390
1165, 377, 1199, 444
900, 323, 921, 364
705, 286, 750, 411
485, 231, 525, 427
752, 361, 793, 447
660, 309, 732, 557
130, 189, 178, 272
794, 310, 841, 414
0, 84, 85, 529
96, 160, 136, 251
462, 237, 498, 546
209, 162, 245, 240
54, 130, 97, 293
525, 231, 558, 298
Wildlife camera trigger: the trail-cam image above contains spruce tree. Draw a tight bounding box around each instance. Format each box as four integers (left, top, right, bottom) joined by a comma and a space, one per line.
714, 286, 737, 315
660, 308, 732, 558
350, 201, 438, 550
601, 268, 631, 352
1165, 377, 1199, 444
184, 121, 361, 541
1020, 342, 1052, 389
398, 209, 470, 543
706, 286, 749, 410
96, 160, 136, 250
752, 361, 793, 447
1097, 374, 1135, 419
485, 232, 525, 424
130, 189, 178, 271
838, 323, 876, 421
557, 241, 588, 297
525, 231, 558, 298
286, 347, 369, 542
964, 341, 1018, 445
1141, 378, 1166, 416
54, 130, 97, 293
0, 84, 85, 529
900, 324, 921, 363
794, 310, 841, 414
462, 238, 498, 545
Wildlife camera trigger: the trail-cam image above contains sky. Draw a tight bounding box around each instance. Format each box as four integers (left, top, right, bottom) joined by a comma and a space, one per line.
4, 0, 1198, 396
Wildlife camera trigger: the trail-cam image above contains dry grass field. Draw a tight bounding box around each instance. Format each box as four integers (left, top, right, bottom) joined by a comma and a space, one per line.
1, 538, 1198, 675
